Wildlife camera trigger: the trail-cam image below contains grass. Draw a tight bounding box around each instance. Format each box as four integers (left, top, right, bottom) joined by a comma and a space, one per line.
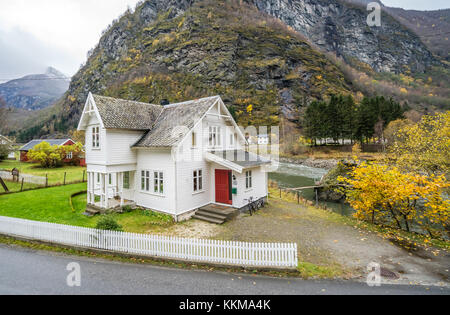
297, 262, 343, 279
0, 160, 86, 187
1, 180, 41, 193
0, 183, 174, 233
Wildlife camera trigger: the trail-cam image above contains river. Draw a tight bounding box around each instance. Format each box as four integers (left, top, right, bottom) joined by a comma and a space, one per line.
269, 162, 355, 217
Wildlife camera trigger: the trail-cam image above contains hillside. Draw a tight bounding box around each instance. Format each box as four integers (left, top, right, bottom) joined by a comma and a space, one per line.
0, 67, 69, 111
385, 8, 450, 62
14, 0, 447, 141
343, 0, 450, 61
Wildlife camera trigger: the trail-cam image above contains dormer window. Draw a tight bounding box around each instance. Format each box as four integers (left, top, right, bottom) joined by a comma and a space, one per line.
92, 126, 100, 148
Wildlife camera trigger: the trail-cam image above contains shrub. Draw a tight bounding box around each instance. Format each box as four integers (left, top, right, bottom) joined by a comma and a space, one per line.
0, 144, 11, 161
96, 215, 123, 231
142, 209, 174, 226
122, 205, 133, 213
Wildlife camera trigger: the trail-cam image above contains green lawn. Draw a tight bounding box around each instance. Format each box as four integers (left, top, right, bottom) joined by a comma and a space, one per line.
0, 183, 174, 233
1, 180, 41, 193
0, 160, 86, 187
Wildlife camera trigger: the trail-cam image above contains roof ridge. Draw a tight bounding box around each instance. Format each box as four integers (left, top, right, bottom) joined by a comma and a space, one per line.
92, 94, 162, 108
163, 95, 220, 108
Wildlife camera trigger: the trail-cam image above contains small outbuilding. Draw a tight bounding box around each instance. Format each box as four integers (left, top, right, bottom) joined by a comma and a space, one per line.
19, 139, 75, 162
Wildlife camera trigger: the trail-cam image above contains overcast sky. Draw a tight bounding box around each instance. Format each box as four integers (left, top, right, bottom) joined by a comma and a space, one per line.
0, 0, 448, 82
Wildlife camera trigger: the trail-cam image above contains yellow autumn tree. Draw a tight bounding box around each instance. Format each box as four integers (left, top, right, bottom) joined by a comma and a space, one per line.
339, 162, 449, 237
389, 112, 450, 175
27, 142, 63, 168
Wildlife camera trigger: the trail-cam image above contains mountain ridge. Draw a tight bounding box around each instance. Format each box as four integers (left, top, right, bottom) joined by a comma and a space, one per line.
0, 67, 69, 111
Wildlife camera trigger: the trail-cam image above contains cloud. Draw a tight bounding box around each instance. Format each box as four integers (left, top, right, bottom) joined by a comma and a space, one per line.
0, 0, 141, 80
0, 27, 76, 81
382, 0, 449, 10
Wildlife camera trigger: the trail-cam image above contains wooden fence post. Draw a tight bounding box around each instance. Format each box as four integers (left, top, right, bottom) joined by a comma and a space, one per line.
315, 188, 319, 206
82, 170, 85, 183
64, 172, 66, 185
280, 188, 282, 198
297, 191, 300, 204
45, 174, 48, 187
20, 178, 24, 192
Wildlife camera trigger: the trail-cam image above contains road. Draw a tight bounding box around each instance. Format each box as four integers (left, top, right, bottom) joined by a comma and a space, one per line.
0, 244, 448, 295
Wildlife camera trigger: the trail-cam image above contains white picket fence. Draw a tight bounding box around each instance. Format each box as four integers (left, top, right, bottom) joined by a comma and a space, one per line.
0, 216, 298, 268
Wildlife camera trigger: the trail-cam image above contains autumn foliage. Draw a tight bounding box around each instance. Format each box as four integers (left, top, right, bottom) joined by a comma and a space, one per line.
339, 162, 449, 238
389, 112, 450, 175
27, 142, 83, 168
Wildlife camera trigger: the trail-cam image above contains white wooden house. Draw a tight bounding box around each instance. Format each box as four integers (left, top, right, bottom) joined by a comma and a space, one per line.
77, 93, 270, 221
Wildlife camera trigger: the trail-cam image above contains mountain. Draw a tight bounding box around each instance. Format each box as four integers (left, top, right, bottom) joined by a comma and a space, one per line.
384, 8, 450, 62
343, 0, 450, 61
14, 0, 447, 141
0, 67, 70, 111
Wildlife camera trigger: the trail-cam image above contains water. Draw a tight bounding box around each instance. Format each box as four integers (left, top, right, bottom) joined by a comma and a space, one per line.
269, 162, 355, 217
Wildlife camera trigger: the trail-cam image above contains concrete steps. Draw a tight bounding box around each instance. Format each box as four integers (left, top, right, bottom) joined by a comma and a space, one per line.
193, 205, 239, 224
84, 205, 101, 217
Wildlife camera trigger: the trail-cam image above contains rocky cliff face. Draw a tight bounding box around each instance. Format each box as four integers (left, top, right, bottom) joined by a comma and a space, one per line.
248, 0, 437, 73
47, 0, 350, 135
0, 67, 69, 111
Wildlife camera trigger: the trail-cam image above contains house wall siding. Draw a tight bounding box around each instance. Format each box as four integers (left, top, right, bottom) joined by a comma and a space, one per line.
232, 166, 267, 209
105, 129, 143, 165
85, 114, 106, 165
134, 149, 177, 215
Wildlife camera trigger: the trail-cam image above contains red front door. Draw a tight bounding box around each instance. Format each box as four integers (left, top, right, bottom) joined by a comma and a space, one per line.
215, 170, 232, 205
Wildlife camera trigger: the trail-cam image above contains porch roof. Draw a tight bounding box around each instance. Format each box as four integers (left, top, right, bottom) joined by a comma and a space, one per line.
205, 150, 271, 173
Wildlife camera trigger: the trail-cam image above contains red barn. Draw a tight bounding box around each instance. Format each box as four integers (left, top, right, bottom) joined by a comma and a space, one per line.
19, 139, 76, 163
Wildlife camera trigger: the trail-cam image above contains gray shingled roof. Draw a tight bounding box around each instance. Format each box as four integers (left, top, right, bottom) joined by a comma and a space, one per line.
93, 94, 163, 130
133, 96, 221, 148
20, 139, 72, 151
210, 150, 271, 168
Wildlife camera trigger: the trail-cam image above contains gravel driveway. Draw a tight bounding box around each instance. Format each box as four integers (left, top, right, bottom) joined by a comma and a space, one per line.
213, 199, 450, 287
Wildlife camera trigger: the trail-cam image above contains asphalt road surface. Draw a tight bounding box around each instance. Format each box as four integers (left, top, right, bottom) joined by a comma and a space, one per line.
0, 244, 448, 295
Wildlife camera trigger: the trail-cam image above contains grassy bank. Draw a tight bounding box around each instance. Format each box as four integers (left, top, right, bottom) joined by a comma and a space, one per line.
0, 160, 86, 187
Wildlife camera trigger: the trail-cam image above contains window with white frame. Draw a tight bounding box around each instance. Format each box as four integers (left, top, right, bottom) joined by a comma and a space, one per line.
208, 126, 221, 147
97, 173, 100, 183
108, 174, 112, 185
141, 170, 150, 191
66, 152, 73, 159
123, 172, 130, 189
92, 126, 100, 148
246, 171, 253, 189
154, 171, 164, 194
193, 169, 203, 192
